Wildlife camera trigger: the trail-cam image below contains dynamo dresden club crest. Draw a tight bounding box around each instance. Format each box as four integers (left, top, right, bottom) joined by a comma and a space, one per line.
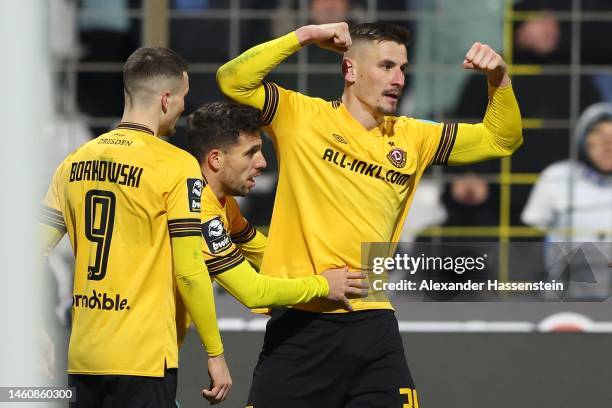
387, 147, 407, 168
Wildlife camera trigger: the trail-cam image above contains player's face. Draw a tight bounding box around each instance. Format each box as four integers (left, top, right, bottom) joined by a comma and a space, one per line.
219, 131, 267, 196
586, 121, 612, 172
353, 41, 408, 116
160, 72, 189, 137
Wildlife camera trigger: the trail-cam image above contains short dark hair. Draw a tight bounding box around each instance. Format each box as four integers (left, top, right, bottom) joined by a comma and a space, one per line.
349, 22, 410, 49
187, 102, 262, 163
123, 47, 188, 101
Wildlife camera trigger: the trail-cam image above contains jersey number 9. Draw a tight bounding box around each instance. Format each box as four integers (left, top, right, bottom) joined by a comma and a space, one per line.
85, 189, 116, 281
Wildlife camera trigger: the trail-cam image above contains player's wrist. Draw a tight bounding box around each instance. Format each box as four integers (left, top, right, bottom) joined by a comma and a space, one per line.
487, 65, 510, 88
315, 275, 330, 296
295, 25, 316, 46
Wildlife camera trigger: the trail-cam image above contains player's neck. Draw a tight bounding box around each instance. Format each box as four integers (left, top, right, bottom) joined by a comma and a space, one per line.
121, 108, 159, 136
202, 169, 227, 205
341, 92, 384, 131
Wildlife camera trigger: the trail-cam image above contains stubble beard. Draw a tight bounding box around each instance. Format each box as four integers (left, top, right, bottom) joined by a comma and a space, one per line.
377, 104, 397, 116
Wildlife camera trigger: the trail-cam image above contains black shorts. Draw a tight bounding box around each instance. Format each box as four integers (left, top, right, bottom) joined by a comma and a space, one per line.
247, 309, 418, 408
68, 368, 178, 408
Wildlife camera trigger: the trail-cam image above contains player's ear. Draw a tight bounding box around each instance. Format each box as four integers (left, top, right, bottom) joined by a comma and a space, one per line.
161, 92, 170, 114
342, 57, 356, 83
208, 150, 222, 171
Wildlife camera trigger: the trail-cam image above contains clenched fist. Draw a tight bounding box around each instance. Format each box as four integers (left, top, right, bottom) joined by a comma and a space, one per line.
463, 42, 510, 87
295, 22, 352, 53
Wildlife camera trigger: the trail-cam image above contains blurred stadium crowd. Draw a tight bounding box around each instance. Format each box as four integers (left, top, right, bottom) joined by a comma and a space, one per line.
45, 0, 612, 321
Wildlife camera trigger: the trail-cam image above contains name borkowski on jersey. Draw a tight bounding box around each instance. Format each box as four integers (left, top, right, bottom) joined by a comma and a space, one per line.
69, 160, 144, 188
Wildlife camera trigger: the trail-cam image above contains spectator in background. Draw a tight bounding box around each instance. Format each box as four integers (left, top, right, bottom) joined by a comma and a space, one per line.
455, 2, 601, 121
444, 173, 499, 228
272, 0, 365, 39
522, 103, 612, 241
522, 103, 612, 299
401, 174, 499, 242
513, 8, 567, 65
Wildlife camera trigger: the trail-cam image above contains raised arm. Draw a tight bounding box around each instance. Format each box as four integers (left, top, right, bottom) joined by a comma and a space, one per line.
216, 23, 351, 109
433, 43, 523, 166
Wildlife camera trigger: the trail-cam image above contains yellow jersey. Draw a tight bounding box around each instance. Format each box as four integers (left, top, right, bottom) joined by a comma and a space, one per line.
41, 122, 206, 376
261, 86, 452, 312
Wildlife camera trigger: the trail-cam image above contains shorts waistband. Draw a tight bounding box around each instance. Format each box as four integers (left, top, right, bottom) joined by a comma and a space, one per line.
271, 308, 395, 324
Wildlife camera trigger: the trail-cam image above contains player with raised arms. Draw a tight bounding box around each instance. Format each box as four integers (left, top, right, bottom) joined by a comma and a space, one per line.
217, 21, 522, 407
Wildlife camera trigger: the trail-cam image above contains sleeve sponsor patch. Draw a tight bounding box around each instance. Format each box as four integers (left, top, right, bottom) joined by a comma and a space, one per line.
202, 216, 232, 255
187, 178, 203, 213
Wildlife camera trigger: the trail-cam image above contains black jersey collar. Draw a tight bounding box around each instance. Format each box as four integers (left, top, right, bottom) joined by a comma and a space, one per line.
117, 122, 155, 135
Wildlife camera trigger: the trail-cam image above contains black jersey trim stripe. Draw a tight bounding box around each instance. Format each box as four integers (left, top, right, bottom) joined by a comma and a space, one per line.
169, 226, 201, 234
168, 218, 202, 237
40, 218, 67, 232
207, 251, 245, 275
261, 82, 279, 125
40, 206, 66, 232
441, 123, 458, 164
168, 218, 201, 225
40, 213, 65, 226
431, 123, 458, 166
231, 223, 256, 244
41, 206, 65, 223
168, 220, 201, 231
117, 122, 155, 135
431, 124, 451, 165
206, 247, 241, 268
169, 230, 202, 238
206, 251, 243, 270
168, 222, 201, 231
42, 205, 63, 218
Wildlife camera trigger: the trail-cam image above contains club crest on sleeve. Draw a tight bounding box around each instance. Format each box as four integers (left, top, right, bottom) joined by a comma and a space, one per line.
202, 217, 231, 254
187, 178, 203, 212
387, 148, 407, 168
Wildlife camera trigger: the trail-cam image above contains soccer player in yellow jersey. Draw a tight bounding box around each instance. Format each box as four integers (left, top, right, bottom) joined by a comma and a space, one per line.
217, 21, 523, 407
39, 47, 231, 407
175, 101, 366, 326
